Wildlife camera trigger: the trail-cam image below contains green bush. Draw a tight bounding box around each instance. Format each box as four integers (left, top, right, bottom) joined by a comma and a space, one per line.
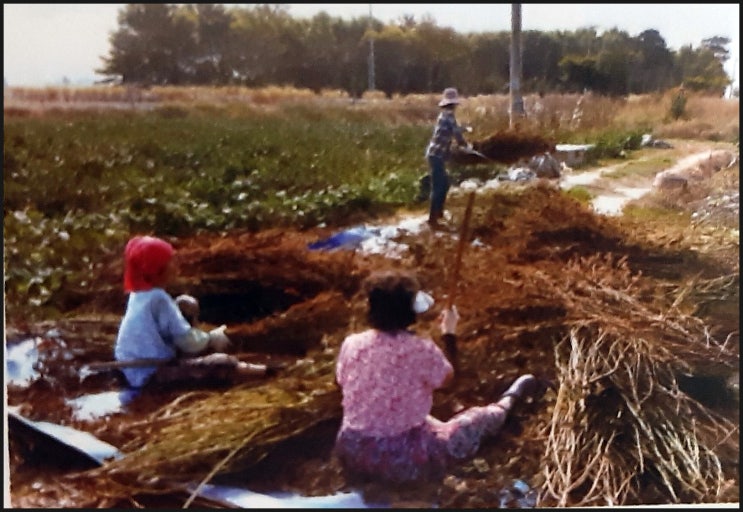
583, 128, 647, 164
669, 92, 687, 120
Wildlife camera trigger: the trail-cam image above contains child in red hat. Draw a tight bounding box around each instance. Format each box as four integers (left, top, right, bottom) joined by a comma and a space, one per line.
114, 235, 269, 388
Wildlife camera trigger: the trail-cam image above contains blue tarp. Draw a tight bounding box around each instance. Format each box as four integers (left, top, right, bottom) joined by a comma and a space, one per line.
307, 226, 380, 251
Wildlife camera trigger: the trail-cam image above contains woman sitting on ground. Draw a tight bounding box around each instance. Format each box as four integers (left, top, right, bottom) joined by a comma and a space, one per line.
334, 269, 541, 483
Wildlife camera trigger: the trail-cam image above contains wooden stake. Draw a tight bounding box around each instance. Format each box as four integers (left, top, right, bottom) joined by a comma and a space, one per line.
446, 191, 476, 309
84, 358, 170, 371
444, 191, 476, 369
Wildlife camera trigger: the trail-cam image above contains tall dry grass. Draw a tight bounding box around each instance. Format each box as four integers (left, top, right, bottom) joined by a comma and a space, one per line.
4, 85, 739, 142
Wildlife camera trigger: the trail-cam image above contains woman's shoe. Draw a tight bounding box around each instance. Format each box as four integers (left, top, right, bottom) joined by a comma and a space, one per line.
502, 374, 538, 400
502, 374, 554, 402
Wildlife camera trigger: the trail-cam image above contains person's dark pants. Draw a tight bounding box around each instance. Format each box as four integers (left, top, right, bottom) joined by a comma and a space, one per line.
427, 155, 449, 222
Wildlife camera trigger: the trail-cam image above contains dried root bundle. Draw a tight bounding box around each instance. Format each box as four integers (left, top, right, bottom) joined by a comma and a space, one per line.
84, 372, 341, 501
540, 327, 737, 506
534, 255, 738, 506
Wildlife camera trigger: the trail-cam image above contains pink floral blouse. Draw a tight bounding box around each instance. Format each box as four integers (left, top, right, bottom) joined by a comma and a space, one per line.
336, 329, 453, 437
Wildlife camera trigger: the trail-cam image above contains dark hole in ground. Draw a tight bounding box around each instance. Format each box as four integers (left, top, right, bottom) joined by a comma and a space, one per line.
677, 374, 738, 410
530, 227, 620, 248
495, 305, 567, 324
197, 287, 303, 325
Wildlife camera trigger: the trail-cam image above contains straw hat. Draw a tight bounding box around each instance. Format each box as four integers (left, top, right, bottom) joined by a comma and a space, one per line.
438, 87, 461, 107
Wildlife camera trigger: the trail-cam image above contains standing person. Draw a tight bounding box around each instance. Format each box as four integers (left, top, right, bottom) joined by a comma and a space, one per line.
425, 87, 470, 230
334, 269, 540, 483
114, 235, 269, 388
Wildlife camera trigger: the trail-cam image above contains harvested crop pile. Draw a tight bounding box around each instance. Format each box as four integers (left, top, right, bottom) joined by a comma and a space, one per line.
7, 182, 739, 508
451, 129, 556, 165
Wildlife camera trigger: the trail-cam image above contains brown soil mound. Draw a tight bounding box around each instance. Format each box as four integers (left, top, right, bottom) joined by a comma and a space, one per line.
6, 182, 739, 508
451, 130, 556, 165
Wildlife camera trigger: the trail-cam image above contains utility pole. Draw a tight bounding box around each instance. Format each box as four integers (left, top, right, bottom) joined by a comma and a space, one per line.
509, 3, 525, 128
368, 4, 375, 91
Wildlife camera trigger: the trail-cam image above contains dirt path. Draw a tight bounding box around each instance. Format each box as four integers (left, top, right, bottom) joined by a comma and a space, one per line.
559, 140, 738, 216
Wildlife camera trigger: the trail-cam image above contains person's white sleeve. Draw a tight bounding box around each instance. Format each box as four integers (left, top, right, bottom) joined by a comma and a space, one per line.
174, 328, 211, 354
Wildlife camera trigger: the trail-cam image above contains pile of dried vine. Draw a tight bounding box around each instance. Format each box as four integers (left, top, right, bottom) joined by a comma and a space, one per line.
450, 129, 556, 165
534, 255, 738, 506
72, 351, 342, 506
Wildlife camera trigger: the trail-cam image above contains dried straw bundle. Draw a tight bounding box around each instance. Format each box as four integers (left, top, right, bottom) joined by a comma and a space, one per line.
541, 327, 737, 507
85, 371, 341, 501
533, 255, 738, 506
533, 254, 738, 371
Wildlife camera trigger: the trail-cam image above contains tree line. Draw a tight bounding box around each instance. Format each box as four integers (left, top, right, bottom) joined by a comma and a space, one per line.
97, 4, 733, 97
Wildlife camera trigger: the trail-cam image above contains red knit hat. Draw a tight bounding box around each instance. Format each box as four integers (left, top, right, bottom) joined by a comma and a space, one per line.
123, 236, 174, 292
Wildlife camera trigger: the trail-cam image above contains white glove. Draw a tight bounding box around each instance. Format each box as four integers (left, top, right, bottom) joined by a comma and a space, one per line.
440, 306, 460, 335
208, 325, 232, 352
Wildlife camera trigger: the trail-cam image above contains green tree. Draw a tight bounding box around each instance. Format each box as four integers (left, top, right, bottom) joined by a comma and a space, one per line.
296, 12, 367, 93
413, 17, 470, 93
97, 4, 196, 85
595, 29, 634, 96
675, 44, 731, 95
521, 31, 561, 93
329, 16, 371, 96
560, 27, 602, 56
372, 23, 422, 95
467, 32, 510, 93
629, 29, 675, 93
702, 36, 731, 64
95, 4, 732, 98
229, 4, 298, 86
185, 4, 235, 84
559, 55, 602, 93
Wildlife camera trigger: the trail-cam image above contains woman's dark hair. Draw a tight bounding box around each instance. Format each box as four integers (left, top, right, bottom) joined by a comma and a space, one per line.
363, 270, 419, 331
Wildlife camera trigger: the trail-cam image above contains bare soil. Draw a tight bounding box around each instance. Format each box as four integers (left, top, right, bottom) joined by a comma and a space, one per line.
5, 141, 739, 508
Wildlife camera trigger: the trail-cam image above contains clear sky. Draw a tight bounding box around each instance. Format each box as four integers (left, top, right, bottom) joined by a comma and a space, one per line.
3, 3, 739, 91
